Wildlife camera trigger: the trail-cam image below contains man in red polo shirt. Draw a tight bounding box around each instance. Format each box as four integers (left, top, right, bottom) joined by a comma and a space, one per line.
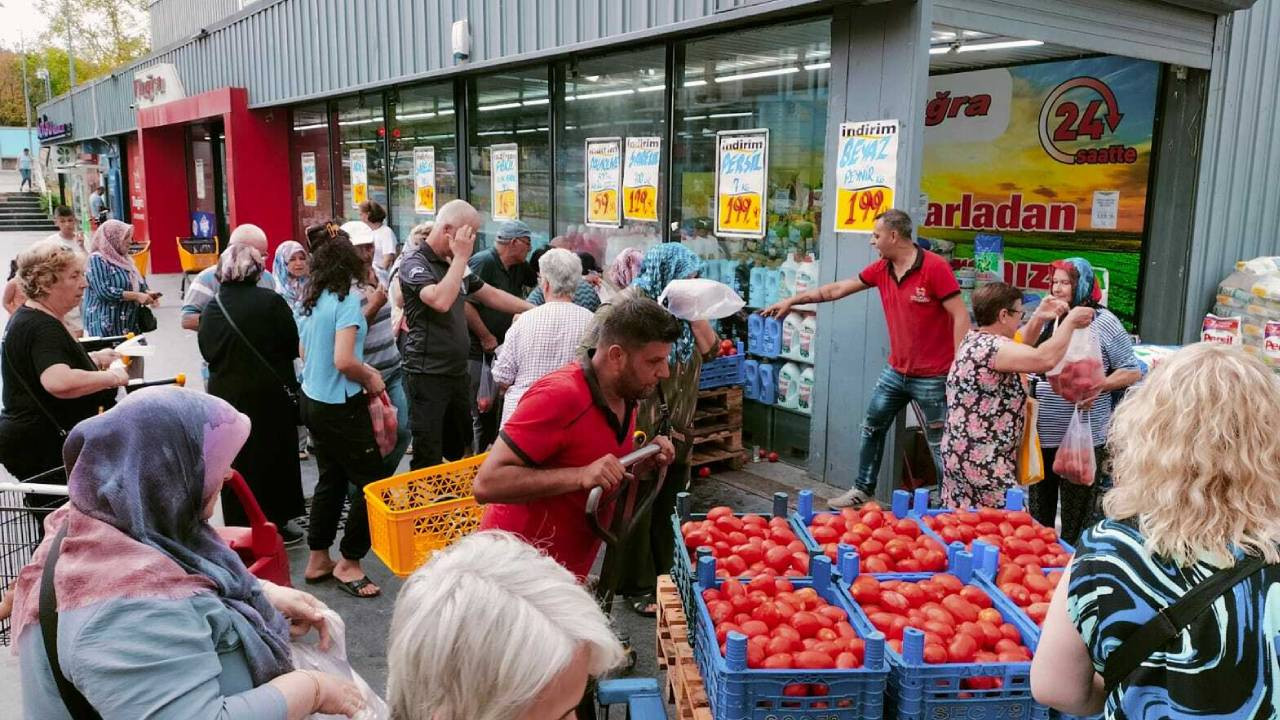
473, 295, 678, 579
763, 209, 970, 507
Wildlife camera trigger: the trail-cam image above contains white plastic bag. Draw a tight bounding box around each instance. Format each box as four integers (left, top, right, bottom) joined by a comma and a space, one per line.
1045, 328, 1105, 405
292, 609, 390, 720
657, 278, 745, 321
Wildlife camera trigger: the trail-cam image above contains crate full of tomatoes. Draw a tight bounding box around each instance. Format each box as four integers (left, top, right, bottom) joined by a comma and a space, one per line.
840, 549, 1045, 720
690, 555, 889, 720
985, 562, 1062, 628
907, 487, 1074, 568
794, 489, 949, 574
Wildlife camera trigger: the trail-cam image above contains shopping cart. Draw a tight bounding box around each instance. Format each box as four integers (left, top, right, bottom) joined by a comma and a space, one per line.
0, 472, 66, 647
177, 236, 220, 296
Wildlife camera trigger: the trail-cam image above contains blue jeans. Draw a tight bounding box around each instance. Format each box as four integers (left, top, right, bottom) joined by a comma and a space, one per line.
382, 372, 413, 478
854, 367, 947, 495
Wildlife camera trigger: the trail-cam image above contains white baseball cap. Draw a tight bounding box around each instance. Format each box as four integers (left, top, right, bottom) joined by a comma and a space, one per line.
341, 220, 374, 246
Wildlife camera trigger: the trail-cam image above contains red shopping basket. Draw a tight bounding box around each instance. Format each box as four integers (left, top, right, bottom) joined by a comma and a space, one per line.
214, 470, 292, 587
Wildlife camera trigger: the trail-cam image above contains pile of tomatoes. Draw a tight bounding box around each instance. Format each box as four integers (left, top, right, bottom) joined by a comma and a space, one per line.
849, 573, 1032, 684
993, 563, 1061, 626
702, 575, 868, 672
681, 506, 811, 578
807, 503, 949, 573
717, 338, 739, 357
919, 508, 1071, 568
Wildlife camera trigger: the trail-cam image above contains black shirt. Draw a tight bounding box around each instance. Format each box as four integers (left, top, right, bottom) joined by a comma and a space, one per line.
467, 247, 535, 358
197, 282, 300, 409
399, 242, 486, 376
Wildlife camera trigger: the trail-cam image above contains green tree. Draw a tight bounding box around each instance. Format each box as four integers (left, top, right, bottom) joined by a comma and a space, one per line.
36, 0, 149, 79
0, 51, 33, 126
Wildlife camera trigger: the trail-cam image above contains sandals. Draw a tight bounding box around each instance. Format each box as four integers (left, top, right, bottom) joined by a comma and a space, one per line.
336, 576, 381, 599
629, 594, 657, 618
303, 571, 332, 585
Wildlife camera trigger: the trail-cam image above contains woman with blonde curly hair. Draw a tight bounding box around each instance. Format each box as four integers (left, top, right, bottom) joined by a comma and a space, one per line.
1031, 343, 1280, 719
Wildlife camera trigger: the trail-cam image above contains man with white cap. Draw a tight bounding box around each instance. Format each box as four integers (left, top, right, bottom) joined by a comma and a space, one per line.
181, 223, 277, 331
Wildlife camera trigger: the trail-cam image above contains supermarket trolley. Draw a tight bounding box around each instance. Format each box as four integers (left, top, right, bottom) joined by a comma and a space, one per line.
0, 471, 65, 647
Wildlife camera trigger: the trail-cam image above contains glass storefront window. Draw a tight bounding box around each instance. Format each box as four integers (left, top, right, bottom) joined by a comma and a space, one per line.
289, 104, 334, 245
673, 18, 831, 304
555, 47, 667, 267
388, 82, 459, 243
468, 68, 551, 249
333, 94, 388, 220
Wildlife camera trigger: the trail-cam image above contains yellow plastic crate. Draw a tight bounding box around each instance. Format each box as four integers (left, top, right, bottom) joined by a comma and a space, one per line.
364, 454, 487, 577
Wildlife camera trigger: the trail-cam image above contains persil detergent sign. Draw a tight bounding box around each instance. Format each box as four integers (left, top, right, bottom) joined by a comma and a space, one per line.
491, 144, 519, 221
1202, 314, 1243, 346
714, 129, 768, 239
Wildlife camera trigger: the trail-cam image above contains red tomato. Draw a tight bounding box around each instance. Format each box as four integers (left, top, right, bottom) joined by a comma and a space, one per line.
942, 595, 979, 623
959, 585, 993, 609
706, 506, 734, 520
836, 652, 859, 669
739, 620, 770, 638
850, 576, 881, 604
998, 623, 1022, 643
1026, 602, 1050, 624
763, 653, 793, 669
933, 574, 965, 593
923, 643, 948, 664
817, 605, 848, 623
791, 611, 822, 639
947, 633, 978, 663
782, 683, 808, 697
863, 555, 892, 573
794, 650, 835, 669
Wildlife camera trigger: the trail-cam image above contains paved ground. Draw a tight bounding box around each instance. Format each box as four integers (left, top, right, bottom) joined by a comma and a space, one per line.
0, 226, 849, 716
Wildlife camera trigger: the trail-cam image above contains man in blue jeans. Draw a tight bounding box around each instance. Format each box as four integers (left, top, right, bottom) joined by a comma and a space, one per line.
762, 209, 970, 507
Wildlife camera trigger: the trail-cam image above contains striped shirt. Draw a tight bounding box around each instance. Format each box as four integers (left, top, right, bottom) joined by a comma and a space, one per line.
526, 280, 601, 312
82, 255, 147, 336
360, 279, 401, 379
492, 301, 595, 427
1034, 308, 1139, 448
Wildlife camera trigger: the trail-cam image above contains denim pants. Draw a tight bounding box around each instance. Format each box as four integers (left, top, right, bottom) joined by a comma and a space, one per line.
381, 372, 413, 478
854, 366, 947, 496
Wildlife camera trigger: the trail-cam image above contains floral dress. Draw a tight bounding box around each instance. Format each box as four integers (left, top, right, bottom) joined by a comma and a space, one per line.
940, 330, 1026, 509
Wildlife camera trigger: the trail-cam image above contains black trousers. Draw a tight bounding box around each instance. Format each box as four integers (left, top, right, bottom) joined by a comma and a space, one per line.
405, 372, 472, 470
302, 394, 383, 561
1028, 446, 1106, 546
615, 462, 690, 598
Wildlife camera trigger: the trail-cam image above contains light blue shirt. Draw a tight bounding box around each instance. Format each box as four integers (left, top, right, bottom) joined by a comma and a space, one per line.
300, 289, 367, 404
19, 595, 287, 719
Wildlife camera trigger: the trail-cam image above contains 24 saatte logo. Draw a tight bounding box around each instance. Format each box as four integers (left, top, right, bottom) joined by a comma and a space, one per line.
1037, 76, 1138, 165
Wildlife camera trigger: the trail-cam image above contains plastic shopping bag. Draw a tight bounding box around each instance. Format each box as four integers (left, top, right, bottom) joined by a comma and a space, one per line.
477, 356, 497, 412
1017, 396, 1044, 486
368, 391, 398, 457
1046, 327, 1105, 404
1052, 407, 1096, 486
292, 609, 390, 720
658, 278, 746, 321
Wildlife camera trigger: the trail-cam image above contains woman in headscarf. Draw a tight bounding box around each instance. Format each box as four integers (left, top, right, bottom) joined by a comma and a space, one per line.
1028, 257, 1141, 544
272, 240, 309, 317
581, 242, 717, 616
597, 247, 644, 304
9, 387, 364, 719
81, 219, 158, 336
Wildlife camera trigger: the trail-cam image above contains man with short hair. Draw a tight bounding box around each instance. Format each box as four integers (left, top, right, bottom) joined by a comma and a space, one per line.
466, 219, 537, 451
46, 206, 84, 250
474, 294, 678, 579
763, 209, 971, 507
89, 186, 107, 224
398, 199, 532, 469
18, 149, 32, 192
180, 223, 277, 331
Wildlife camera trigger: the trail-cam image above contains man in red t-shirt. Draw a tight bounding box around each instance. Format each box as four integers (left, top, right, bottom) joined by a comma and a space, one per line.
473, 295, 677, 579
764, 209, 970, 507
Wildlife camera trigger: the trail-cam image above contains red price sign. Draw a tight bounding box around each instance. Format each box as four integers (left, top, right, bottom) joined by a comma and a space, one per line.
623, 186, 657, 221
835, 185, 894, 232
717, 192, 762, 234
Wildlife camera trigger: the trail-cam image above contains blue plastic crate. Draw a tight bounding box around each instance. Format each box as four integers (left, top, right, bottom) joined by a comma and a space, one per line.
835, 552, 1046, 720
907, 487, 1076, 567
596, 678, 668, 719
973, 563, 1063, 637
691, 555, 889, 720
700, 341, 746, 390
791, 489, 950, 575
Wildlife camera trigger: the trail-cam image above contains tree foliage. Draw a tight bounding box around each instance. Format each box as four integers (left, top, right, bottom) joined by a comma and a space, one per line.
0, 47, 102, 126
36, 0, 150, 74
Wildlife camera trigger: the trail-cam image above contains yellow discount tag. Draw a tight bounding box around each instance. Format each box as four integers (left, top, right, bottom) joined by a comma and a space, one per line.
416, 185, 436, 214
718, 192, 762, 234
303, 183, 316, 205
835, 185, 893, 232
623, 185, 657, 222
589, 189, 618, 225
495, 189, 518, 220
352, 183, 368, 207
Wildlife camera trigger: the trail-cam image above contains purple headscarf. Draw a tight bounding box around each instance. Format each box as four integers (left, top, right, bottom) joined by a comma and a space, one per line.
607, 247, 645, 290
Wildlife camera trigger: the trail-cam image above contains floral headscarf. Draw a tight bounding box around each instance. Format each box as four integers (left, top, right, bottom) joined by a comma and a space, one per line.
91, 219, 140, 291
631, 243, 704, 364
1051, 257, 1103, 308
272, 240, 309, 312
607, 248, 645, 290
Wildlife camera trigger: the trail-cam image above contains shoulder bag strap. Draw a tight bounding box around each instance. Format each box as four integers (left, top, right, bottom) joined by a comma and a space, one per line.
40, 524, 104, 719
1102, 555, 1269, 695
2, 339, 68, 438
213, 293, 298, 397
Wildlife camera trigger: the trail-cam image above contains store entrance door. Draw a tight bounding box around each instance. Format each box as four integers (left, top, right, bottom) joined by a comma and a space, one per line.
188, 120, 229, 243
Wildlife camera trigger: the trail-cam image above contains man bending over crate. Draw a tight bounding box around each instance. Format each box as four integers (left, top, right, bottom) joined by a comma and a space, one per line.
473, 295, 677, 580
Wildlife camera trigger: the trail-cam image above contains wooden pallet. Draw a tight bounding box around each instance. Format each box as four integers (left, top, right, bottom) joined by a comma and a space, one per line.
655, 576, 713, 720
691, 387, 747, 471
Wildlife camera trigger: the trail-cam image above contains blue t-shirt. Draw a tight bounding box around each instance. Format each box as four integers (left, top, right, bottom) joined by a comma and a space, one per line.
299, 289, 366, 404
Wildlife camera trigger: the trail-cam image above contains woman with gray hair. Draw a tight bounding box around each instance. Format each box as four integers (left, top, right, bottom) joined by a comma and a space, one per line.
491, 248, 595, 427
197, 243, 306, 543
387, 530, 626, 720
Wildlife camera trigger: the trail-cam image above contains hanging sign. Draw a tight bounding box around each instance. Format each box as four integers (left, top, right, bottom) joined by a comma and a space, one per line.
350, 149, 368, 207
585, 137, 622, 228
834, 119, 898, 233
714, 129, 768, 238
622, 136, 660, 222
300, 152, 318, 207
413, 147, 437, 216
491, 143, 519, 221
194, 158, 206, 200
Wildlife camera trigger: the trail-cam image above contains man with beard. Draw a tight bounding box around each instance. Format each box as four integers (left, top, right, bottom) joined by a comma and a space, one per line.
473, 295, 677, 580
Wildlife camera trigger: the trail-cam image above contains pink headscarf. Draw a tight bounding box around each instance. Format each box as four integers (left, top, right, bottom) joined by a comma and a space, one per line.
607, 247, 645, 290
91, 219, 140, 291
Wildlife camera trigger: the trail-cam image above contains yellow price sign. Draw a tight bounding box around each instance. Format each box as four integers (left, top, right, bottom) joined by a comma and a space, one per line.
303, 183, 316, 205
835, 185, 893, 232
588, 189, 618, 225
623, 185, 657, 222
718, 192, 762, 234
495, 189, 518, 220
352, 183, 367, 207
416, 185, 436, 214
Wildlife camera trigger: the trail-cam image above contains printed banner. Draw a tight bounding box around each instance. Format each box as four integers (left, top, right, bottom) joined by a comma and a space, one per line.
834, 120, 899, 233
194, 158, 206, 200
921, 55, 1160, 329
622, 136, 661, 222
714, 129, 768, 238
300, 152, 317, 207
413, 147, 437, 216
350, 149, 368, 208
491, 144, 519, 221
585, 137, 623, 227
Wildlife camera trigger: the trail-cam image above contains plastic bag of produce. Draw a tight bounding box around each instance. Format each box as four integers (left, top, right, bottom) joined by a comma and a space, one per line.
658, 278, 745, 321
1052, 407, 1096, 486
1201, 313, 1242, 345
368, 391, 398, 457
1046, 328, 1105, 404
476, 355, 497, 412
292, 609, 390, 719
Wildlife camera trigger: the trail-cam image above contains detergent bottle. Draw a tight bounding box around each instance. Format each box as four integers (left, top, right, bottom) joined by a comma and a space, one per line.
799, 314, 818, 361
758, 362, 777, 405
779, 254, 801, 300
747, 313, 763, 352
764, 268, 782, 307
743, 359, 760, 401
798, 366, 815, 414
762, 315, 783, 356
777, 362, 802, 409
781, 311, 803, 358
749, 265, 767, 307
795, 255, 818, 297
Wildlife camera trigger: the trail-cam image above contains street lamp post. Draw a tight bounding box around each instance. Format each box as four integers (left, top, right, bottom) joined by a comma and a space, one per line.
36, 68, 51, 103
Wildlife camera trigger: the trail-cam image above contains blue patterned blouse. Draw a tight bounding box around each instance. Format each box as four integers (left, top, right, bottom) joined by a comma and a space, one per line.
82, 254, 149, 336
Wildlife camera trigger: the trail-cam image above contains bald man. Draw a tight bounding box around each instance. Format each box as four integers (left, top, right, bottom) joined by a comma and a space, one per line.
180, 224, 276, 331
400, 200, 532, 468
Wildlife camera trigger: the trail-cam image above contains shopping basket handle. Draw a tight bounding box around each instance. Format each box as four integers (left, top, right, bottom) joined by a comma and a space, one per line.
585, 443, 664, 546
125, 374, 187, 393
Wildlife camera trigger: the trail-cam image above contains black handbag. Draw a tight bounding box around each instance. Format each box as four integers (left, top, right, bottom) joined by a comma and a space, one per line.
213, 293, 301, 421
136, 304, 157, 333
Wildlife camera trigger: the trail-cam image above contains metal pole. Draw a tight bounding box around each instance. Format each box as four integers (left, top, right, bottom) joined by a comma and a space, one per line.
20, 35, 34, 156
64, 0, 75, 87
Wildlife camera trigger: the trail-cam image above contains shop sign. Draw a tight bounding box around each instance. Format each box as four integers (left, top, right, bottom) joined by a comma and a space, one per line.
350, 149, 368, 207
300, 152, 317, 207
714, 129, 768, 238
834, 119, 899, 233
413, 147, 437, 216
37, 115, 72, 142
622, 136, 660, 223
921, 55, 1159, 329
133, 63, 186, 109
491, 144, 519, 221
194, 159, 206, 200
584, 137, 622, 228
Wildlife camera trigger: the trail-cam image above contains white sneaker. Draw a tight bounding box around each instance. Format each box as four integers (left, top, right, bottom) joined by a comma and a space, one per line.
828, 487, 874, 509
